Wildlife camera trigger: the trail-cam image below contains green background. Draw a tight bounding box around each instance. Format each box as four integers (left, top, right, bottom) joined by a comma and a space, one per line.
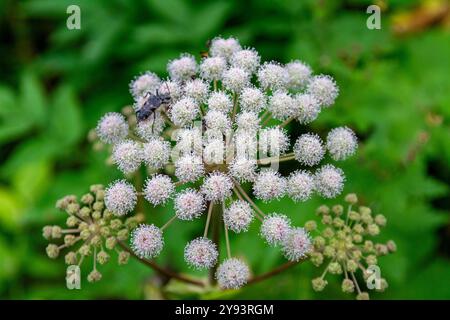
0, 0, 449, 299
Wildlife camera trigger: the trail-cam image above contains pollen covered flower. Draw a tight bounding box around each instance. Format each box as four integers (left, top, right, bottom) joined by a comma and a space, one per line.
268, 90, 294, 121
175, 154, 205, 183
207, 91, 233, 113
105, 180, 137, 216
170, 97, 200, 128
231, 48, 260, 74
131, 224, 164, 258
285, 60, 312, 90
287, 170, 315, 202
240, 87, 266, 113
236, 111, 260, 132
216, 258, 250, 289
293, 94, 321, 124
184, 79, 209, 103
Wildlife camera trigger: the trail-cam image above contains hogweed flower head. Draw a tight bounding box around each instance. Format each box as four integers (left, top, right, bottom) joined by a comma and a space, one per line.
46, 36, 394, 298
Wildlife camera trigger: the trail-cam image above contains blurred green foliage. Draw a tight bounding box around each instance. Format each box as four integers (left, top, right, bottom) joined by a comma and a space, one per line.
0, 0, 449, 299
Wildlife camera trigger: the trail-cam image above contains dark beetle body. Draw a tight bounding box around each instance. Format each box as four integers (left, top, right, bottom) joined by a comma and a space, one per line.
136, 90, 171, 122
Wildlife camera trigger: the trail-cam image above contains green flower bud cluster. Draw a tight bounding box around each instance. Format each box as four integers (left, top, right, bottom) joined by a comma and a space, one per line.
44, 184, 141, 283
309, 193, 396, 300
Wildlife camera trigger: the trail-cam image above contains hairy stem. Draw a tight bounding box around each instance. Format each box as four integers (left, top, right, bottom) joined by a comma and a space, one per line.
203, 202, 214, 238
222, 202, 232, 259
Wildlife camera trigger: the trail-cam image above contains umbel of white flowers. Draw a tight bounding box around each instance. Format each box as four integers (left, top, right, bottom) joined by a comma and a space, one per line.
94, 36, 358, 290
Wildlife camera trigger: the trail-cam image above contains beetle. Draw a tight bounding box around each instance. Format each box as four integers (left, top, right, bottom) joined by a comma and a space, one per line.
136, 89, 171, 122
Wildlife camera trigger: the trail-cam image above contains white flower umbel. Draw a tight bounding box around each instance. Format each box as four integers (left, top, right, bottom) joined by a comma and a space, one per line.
240, 87, 266, 113
293, 133, 325, 166
230, 48, 260, 74
260, 213, 291, 246
287, 170, 315, 202
224, 200, 254, 233
105, 180, 137, 216
184, 237, 218, 270
112, 140, 142, 174
259, 127, 290, 157
201, 172, 233, 202
307, 75, 339, 107
236, 111, 260, 133
170, 97, 200, 127
204, 110, 231, 133
257, 61, 289, 91
326, 127, 358, 161
314, 164, 345, 198
175, 188, 206, 220
285, 60, 312, 90
200, 56, 227, 81
216, 258, 250, 289
253, 169, 287, 202
281, 227, 312, 261
175, 154, 205, 183
229, 158, 257, 183
207, 91, 233, 113
222, 67, 250, 92
293, 94, 321, 124
167, 53, 197, 82
184, 79, 209, 103
143, 174, 175, 206
142, 139, 171, 169
268, 90, 294, 121
129, 71, 160, 99
96, 112, 128, 144
131, 224, 164, 258
210, 37, 242, 61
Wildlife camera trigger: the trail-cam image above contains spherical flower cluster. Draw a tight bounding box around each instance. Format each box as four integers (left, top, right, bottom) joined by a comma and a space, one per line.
259, 127, 290, 157
224, 200, 254, 233
210, 37, 241, 60
257, 62, 289, 91
240, 87, 266, 113
201, 172, 233, 202
260, 213, 291, 246
112, 140, 142, 174
129, 71, 160, 99
175, 154, 205, 182
307, 75, 339, 107
207, 91, 233, 113
231, 48, 260, 73
293, 94, 321, 124
143, 174, 175, 206
229, 158, 257, 183
142, 139, 171, 169
184, 237, 218, 269
326, 127, 358, 161
268, 91, 294, 120
216, 258, 250, 289
131, 224, 164, 258
175, 189, 206, 220
287, 170, 315, 202
285, 60, 312, 90
105, 180, 137, 216
96, 112, 128, 144
184, 79, 209, 103
204, 110, 231, 133
253, 170, 287, 202
236, 111, 260, 132
293, 133, 325, 166
167, 54, 197, 82
314, 164, 345, 198
136, 112, 165, 140
170, 97, 199, 127
200, 57, 227, 81
222, 67, 250, 92
281, 227, 312, 261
